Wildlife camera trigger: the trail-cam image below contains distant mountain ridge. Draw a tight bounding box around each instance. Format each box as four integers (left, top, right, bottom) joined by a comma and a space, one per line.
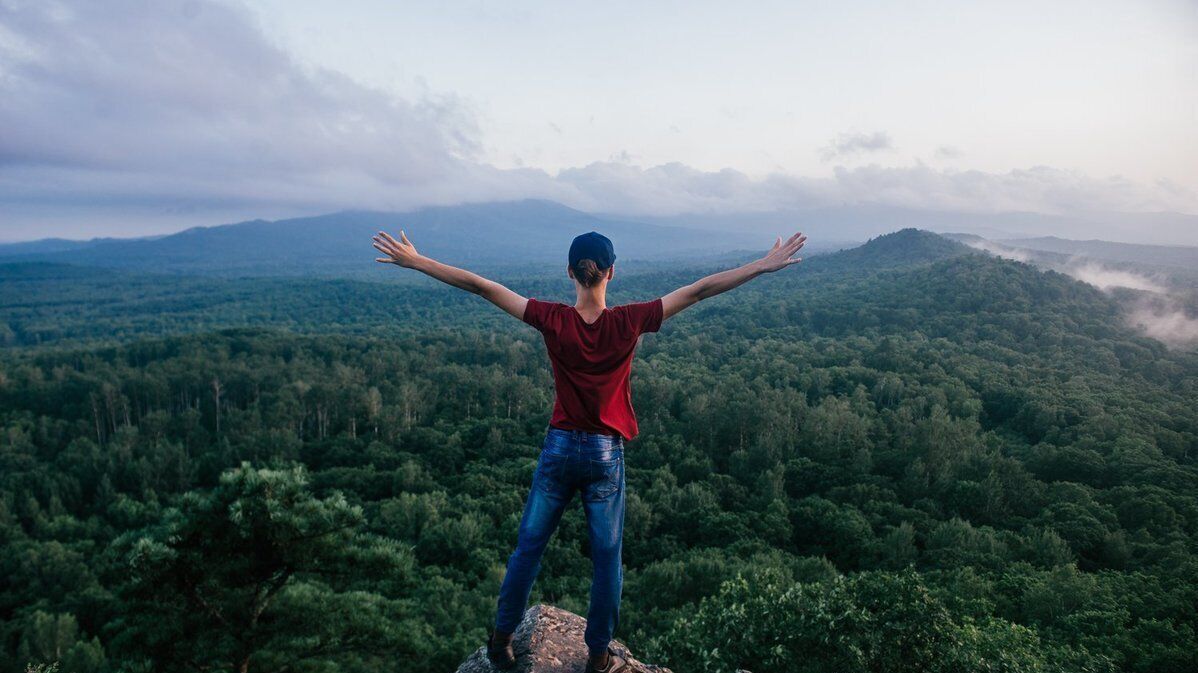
6, 200, 1194, 279
940, 231, 1198, 289
998, 236, 1198, 269
0, 200, 762, 277
0, 236, 151, 255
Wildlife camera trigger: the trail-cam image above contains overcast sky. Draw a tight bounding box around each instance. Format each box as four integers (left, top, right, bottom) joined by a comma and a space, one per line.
1, 0, 1196, 240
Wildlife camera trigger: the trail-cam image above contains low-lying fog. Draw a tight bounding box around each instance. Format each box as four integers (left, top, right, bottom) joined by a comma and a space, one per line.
965, 240, 1198, 348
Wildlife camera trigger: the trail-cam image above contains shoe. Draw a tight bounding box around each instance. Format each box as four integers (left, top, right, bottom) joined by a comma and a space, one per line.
487, 630, 516, 670
584, 648, 628, 673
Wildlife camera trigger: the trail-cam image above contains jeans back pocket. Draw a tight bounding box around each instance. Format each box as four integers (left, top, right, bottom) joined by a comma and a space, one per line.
585, 456, 623, 501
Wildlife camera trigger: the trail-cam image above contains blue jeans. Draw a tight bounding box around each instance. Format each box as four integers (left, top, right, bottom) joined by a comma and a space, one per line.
495, 426, 626, 655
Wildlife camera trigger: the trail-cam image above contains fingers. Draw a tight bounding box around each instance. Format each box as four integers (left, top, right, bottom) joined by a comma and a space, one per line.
777, 232, 805, 253
372, 234, 401, 255
380, 230, 405, 249
372, 241, 398, 259
786, 233, 807, 254
400, 230, 411, 245
375, 257, 395, 264
374, 232, 399, 253
769, 231, 805, 268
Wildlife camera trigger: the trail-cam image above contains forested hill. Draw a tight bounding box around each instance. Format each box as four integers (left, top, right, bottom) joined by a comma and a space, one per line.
2, 227, 1124, 353
1, 228, 974, 349
1, 228, 1196, 673
819, 227, 972, 268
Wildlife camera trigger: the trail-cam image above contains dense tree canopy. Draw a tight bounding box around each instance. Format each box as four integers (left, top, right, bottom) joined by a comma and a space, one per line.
1, 231, 1195, 672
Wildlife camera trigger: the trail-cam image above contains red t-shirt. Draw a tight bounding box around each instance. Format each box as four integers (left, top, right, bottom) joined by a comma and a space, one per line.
523, 297, 663, 440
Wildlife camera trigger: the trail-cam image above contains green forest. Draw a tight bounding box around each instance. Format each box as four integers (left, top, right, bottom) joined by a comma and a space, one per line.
1, 230, 1196, 673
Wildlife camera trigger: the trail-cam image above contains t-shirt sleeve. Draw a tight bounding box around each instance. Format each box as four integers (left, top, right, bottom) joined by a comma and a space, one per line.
522, 298, 554, 332
623, 297, 664, 334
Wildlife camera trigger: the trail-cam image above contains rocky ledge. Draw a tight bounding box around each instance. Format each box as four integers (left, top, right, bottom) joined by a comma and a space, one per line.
454, 604, 672, 673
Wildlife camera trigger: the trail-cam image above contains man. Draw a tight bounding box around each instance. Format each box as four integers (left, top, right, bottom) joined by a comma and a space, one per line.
373, 228, 806, 672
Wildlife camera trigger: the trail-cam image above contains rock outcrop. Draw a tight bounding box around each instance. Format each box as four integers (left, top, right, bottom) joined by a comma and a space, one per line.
454, 605, 672, 673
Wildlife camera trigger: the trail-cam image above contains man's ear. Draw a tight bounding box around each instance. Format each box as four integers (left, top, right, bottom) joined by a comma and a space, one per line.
607, 265, 615, 281
567, 264, 575, 280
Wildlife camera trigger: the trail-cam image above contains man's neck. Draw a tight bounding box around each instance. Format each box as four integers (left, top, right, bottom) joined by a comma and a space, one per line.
574, 286, 607, 311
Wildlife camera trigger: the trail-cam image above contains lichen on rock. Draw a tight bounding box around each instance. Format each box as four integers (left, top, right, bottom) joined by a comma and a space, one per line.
454, 605, 672, 673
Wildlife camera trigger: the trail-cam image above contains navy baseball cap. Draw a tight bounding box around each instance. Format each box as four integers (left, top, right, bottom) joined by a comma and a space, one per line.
569, 231, 616, 269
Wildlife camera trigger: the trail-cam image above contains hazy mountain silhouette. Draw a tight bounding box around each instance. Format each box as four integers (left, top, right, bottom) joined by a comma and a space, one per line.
0, 236, 146, 255
998, 236, 1198, 270
0, 201, 758, 277
6, 201, 1194, 278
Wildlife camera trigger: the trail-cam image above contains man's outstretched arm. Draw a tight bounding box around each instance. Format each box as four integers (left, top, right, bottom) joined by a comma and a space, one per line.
661, 232, 806, 321
372, 230, 528, 320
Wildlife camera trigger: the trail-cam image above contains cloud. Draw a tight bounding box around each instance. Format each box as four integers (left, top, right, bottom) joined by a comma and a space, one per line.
964, 240, 1034, 262
935, 145, 963, 160
962, 236, 1197, 346
0, 0, 1196, 240
826, 164, 1197, 216
1042, 256, 1196, 348
1063, 262, 1169, 294
551, 162, 823, 215
820, 131, 893, 162
0, 0, 486, 210
549, 161, 1198, 220
1127, 300, 1198, 347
